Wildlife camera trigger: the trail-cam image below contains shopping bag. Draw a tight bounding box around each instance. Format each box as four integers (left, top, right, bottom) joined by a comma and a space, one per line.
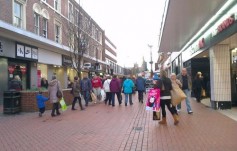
100, 89, 106, 101
153, 110, 161, 120
171, 87, 186, 106
201, 89, 206, 97
59, 98, 68, 111
90, 92, 97, 102
146, 88, 160, 112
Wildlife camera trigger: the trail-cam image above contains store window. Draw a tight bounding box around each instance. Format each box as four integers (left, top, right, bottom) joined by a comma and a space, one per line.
8, 62, 27, 90
37, 64, 48, 87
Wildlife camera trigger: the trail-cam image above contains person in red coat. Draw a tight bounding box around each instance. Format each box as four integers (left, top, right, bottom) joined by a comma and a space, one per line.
91, 75, 103, 101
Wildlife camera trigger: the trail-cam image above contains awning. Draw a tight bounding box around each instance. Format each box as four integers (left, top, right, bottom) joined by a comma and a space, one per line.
158, 0, 227, 53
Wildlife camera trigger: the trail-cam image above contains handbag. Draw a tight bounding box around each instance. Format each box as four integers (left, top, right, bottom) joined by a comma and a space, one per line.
171, 86, 186, 106
153, 111, 161, 120
90, 92, 97, 102
59, 98, 67, 111
56, 81, 63, 98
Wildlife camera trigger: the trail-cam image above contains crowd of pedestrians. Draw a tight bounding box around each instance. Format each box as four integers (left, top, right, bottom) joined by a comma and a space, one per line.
31, 67, 203, 127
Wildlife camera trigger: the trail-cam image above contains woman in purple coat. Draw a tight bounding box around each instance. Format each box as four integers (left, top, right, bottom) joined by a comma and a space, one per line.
110, 75, 122, 106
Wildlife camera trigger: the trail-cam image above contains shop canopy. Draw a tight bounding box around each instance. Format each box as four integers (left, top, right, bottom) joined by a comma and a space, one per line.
158, 0, 226, 53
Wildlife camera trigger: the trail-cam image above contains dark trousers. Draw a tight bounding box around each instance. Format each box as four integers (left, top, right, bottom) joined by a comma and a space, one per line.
160, 99, 176, 117
111, 92, 122, 106
39, 107, 45, 114
72, 96, 83, 109
104, 92, 112, 105
52, 102, 60, 115
125, 93, 133, 104
195, 88, 202, 102
138, 90, 144, 102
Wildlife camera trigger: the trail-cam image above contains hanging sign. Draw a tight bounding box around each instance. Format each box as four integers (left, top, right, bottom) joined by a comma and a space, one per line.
16, 43, 38, 61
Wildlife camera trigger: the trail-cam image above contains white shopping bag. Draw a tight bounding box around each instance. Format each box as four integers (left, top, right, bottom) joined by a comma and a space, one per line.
101, 89, 106, 101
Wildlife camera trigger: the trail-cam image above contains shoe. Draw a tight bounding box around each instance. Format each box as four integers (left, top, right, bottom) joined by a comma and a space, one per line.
159, 117, 167, 124
71, 108, 77, 110
112, 105, 115, 107
125, 103, 127, 106
81, 108, 85, 111
57, 112, 61, 116
141, 100, 143, 103
172, 114, 179, 125
188, 111, 193, 114
130, 103, 133, 105
39, 113, 42, 117
51, 114, 56, 117
85, 104, 88, 107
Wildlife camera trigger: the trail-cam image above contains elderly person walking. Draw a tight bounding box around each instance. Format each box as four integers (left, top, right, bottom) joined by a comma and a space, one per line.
48, 75, 62, 117
123, 76, 134, 106
72, 76, 84, 110
177, 68, 193, 114
103, 75, 112, 105
136, 73, 146, 103
110, 75, 122, 106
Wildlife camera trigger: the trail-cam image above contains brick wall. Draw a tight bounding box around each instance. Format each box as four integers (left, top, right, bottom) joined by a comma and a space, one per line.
20, 89, 73, 112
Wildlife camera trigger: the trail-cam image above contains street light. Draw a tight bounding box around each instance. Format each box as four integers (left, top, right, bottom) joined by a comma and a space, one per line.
148, 44, 153, 74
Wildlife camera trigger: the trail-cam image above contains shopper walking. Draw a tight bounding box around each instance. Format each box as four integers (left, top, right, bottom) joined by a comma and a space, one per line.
159, 70, 179, 125
91, 75, 103, 101
136, 73, 146, 103
41, 77, 48, 89
48, 75, 62, 117
110, 75, 122, 106
123, 76, 134, 106
103, 75, 112, 105
80, 75, 92, 107
170, 73, 182, 112
72, 76, 84, 110
193, 72, 203, 103
177, 68, 193, 114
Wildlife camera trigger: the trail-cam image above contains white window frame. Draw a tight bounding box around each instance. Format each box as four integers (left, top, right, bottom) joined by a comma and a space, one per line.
54, 20, 62, 43
42, 18, 48, 38
92, 24, 95, 38
99, 32, 102, 44
75, 9, 79, 26
54, 0, 61, 13
13, 0, 26, 29
68, 2, 74, 23
34, 12, 40, 35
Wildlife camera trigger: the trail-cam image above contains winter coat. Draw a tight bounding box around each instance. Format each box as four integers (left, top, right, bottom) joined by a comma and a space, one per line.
123, 79, 134, 94
72, 80, 81, 97
36, 94, 49, 108
110, 78, 121, 93
160, 77, 172, 97
136, 77, 146, 91
48, 79, 62, 103
103, 79, 111, 92
80, 78, 92, 91
91, 77, 103, 88
177, 74, 192, 90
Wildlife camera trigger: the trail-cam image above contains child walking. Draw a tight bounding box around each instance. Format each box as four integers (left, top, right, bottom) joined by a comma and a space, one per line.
36, 90, 49, 117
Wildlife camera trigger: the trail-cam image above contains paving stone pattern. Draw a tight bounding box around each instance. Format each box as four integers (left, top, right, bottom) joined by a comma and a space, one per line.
0, 94, 237, 151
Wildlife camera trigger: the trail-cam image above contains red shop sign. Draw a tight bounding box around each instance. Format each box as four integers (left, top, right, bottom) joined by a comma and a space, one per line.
8, 66, 15, 74
198, 38, 205, 49
217, 16, 235, 33
21, 67, 27, 74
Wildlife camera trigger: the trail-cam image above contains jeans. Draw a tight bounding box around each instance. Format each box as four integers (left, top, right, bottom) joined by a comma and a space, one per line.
111, 92, 122, 106
72, 96, 83, 109
177, 89, 192, 112
125, 93, 132, 104
82, 91, 90, 106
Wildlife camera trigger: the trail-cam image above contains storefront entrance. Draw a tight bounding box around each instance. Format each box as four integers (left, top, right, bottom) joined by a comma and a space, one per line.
231, 48, 237, 106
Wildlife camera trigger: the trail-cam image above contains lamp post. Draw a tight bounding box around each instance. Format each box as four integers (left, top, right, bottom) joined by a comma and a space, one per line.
148, 44, 153, 74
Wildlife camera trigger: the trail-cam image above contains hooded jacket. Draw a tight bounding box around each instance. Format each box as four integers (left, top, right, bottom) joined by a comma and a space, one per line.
136, 77, 146, 91
110, 78, 121, 93
123, 79, 134, 94
103, 79, 111, 92
48, 79, 62, 103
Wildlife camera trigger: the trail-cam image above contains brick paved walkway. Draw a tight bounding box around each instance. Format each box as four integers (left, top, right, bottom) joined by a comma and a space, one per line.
0, 94, 237, 151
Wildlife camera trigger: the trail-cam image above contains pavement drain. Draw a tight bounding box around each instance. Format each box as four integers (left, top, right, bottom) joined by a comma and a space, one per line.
133, 127, 143, 131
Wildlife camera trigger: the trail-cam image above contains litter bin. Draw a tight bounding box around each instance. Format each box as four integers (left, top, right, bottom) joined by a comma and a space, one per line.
3, 90, 21, 114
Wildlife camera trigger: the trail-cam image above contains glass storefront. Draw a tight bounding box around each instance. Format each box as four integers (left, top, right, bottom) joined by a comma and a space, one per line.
8, 62, 27, 90
37, 64, 48, 87
231, 48, 237, 106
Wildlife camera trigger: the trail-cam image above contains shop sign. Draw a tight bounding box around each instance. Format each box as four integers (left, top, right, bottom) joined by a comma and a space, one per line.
212, 15, 235, 37
190, 38, 205, 55
62, 55, 72, 66
16, 43, 38, 61
0, 41, 3, 55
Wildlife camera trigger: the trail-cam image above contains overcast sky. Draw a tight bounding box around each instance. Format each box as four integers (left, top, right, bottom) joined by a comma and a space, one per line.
79, 0, 166, 69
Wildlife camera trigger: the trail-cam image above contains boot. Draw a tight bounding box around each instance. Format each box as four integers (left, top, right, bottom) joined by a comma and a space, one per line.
71, 101, 76, 110
159, 117, 167, 124
173, 114, 179, 125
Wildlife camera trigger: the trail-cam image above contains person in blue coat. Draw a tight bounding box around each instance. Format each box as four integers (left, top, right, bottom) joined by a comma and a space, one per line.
123, 76, 134, 106
36, 90, 49, 117
136, 74, 146, 103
